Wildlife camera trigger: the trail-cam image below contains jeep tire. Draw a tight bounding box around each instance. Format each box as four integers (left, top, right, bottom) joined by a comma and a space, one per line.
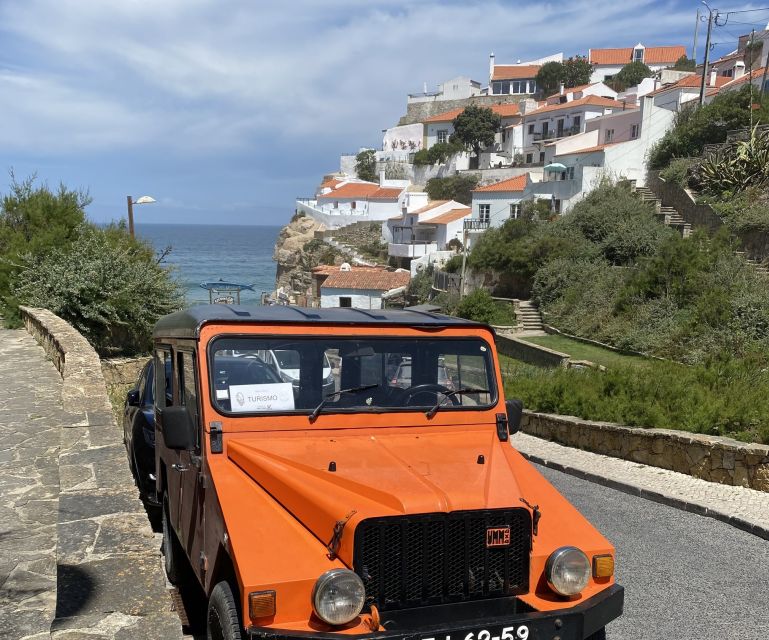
162, 494, 185, 584
207, 580, 243, 640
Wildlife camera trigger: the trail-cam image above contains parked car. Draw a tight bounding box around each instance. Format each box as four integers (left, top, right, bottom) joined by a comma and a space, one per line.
123, 359, 162, 506
151, 305, 623, 639
390, 355, 455, 390
255, 348, 336, 396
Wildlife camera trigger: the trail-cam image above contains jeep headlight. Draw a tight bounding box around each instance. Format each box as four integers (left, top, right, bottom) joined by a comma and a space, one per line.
546, 547, 590, 596
311, 569, 365, 626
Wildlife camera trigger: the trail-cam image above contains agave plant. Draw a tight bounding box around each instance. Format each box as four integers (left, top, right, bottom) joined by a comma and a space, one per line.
688, 126, 769, 195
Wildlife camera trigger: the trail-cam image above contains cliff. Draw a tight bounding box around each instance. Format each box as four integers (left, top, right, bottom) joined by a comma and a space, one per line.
273, 213, 337, 295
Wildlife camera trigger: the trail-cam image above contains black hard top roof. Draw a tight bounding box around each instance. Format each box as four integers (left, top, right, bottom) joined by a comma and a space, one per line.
153, 304, 488, 340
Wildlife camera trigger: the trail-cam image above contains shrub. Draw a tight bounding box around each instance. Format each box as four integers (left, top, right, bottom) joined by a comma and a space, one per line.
407, 264, 434, 303
355, 149, 377, 182
659, 158, 697, 188
456, 289, 516, 325
425, 175, 479, 205
13, 224, 183, 356
443, 255, 463, 273
413, 141, 465, 166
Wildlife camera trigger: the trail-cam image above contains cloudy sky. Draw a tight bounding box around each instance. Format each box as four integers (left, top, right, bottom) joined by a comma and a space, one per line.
0, 0, 766, 225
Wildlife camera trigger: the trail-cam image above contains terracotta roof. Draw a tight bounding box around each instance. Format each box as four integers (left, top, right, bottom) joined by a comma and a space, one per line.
423, 207, 472, 224
491, 65, 540, 81
555, 142, 621, 156
423, 103, 521, 123
647, 73, 731, 97
546, 83, 598, 99
318, 177, 344, 190
527, 95, 635, 116
409, 200, 449, 214
321, 269, 411, 292
721, 67, 767, 89
589, 45, 686, 65
368, 187, 404, 200
473, 174, 528, 193
317, 182, 401, 201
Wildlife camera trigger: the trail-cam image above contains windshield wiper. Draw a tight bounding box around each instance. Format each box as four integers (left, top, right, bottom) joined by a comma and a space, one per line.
308, 384, 379, 423
425, 388, 490, 419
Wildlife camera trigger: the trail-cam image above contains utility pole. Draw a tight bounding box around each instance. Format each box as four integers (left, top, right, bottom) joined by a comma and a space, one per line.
749, 30, 755, 129
458, 227, 468, 300
699, 2, 715, 106
692, 8, 700, 63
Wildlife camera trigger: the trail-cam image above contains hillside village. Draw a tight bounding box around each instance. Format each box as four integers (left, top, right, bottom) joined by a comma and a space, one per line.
273, 29, 769, 311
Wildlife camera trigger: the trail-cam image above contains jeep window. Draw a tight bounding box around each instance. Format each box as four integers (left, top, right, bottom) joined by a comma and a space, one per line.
209, 337, 496, 416
180, 351, 199, 432
155, 349, 175, 407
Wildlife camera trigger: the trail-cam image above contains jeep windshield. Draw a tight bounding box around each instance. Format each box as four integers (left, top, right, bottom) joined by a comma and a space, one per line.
209, 336, 496, 415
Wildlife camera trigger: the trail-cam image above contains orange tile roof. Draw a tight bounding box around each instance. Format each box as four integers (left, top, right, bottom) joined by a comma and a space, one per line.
321, 269, 411, 292
546, 83, 598, 99
491, 65, 541, 81
473, 174, 528, 193
318, 177, 344, 190
722, 67, 767, 89
527, 95, 635, 116
424, 207, 472, 224
423, 103, 521, 123
317, 182, 402, 201
589, 45, 686, 65
368, 187, 404, 200
647, 73, 731, 97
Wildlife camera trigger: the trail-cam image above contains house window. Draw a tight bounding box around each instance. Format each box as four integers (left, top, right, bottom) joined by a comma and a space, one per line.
573, 115, 581, 129
437, 129, 449, 144
634, 48, 644, 62
539, 151, 546, 162
528, 124, 535, 134
605, 129, 615, 143
557, 119, 564, 136
566, 166, 575, 180
339, 297, 352, 308
510, 203, 521, 219
478, 204, 490, 223
512, 80, 525, 93
525, 153, 533, 163
631, 124, 640, 139
351, 201, 356, 210
334, 201, 339, 209
492, 80, 510, 94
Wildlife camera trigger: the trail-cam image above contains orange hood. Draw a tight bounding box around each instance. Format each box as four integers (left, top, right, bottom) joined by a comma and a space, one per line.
226, 425, 528, 565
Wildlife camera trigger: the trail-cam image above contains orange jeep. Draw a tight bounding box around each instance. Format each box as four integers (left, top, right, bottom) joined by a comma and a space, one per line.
152, 306, 623, 640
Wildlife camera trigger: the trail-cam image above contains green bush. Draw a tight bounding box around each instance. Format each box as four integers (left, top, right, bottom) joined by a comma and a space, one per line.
442, 255, 463, 273
413, 141, 465, 166
659, 158, 697, 188
708, 188, 769, 234
456, 289, 516, 325
503, 354, 769, 444
407, 264, 434, 304
425, 174, 479, 205
13, 224, 183, 356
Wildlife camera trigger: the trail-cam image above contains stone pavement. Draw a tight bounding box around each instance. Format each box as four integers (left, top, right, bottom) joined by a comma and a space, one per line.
0, 322, 182, 640
511, 431, 769, 540
0, 329, 62, 639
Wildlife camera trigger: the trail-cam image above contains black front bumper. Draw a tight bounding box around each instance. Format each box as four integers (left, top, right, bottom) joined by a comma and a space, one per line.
247, 584, 623, 640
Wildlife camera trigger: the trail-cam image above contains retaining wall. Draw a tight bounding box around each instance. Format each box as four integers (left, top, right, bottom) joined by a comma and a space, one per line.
522, 410, 769, 492
19, 306, 182, 638
102, 356, 150, 388
496, 334, 569, 367
646, 171, 723, 233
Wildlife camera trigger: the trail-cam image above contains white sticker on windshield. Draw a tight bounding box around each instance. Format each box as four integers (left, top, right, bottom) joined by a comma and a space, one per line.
229, 383, 295, 412
216, 389, 229, 400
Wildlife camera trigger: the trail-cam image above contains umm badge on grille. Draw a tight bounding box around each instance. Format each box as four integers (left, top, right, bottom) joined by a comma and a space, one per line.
485, 525, 511, 548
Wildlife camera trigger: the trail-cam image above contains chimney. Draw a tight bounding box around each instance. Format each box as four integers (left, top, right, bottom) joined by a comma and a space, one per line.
560, 82, 565, 95
734, 61, 746, 79
710, 67, 718, 86
489, 52, 495, 83
379, 169, 386, 185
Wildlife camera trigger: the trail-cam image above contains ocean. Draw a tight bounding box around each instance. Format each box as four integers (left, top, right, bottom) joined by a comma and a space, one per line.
135, 223, 283, 307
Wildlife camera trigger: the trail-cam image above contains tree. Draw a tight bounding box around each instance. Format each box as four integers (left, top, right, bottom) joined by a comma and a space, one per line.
451, 105, 501, 163
562, 56, 593, 88
612, 61, 653, 89
355, 149, 377, 182
535, 61, 565, 97
13, 223, 183, 355
425, 175, 479, 205
0, 173, 90, 323
672, 55, 696, 71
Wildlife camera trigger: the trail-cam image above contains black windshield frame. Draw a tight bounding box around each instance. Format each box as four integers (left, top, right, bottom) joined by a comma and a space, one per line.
207, 333, 498, 418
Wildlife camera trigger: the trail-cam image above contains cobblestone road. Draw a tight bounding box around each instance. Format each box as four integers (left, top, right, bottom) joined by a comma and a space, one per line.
0, 329, 62, 639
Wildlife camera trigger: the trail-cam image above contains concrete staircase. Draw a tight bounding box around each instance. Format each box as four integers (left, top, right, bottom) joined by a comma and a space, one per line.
635, 186, 692, 237
736, 251, 769, 275
517, 300, 544, 332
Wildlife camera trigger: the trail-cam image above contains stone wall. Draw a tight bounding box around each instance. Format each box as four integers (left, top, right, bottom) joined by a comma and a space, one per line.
19, 306, 182, 638
496, 334, 569, 367
646, 171, 723, 233
522, 411, 769, 492
102, 356, 150, 388
399, 94, 524, 126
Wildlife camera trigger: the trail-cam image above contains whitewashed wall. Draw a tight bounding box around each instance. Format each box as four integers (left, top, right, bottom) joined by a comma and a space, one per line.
320, 289, 382, 309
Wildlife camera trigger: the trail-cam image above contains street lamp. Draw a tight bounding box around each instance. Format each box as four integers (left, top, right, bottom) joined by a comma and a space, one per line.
126, 195, 156, 238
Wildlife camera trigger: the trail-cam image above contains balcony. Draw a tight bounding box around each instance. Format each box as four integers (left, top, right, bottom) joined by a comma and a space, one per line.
531, 125, 582, 143
388, 242, 438, 258
464, 219, 490, 231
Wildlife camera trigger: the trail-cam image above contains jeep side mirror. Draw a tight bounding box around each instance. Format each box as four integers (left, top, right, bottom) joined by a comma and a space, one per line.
160, 406, 196, 450
126, 389, 140, 407
506, 399, 523, 435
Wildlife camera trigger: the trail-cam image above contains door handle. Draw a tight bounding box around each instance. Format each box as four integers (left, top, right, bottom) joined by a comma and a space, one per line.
172, 463, 189, 472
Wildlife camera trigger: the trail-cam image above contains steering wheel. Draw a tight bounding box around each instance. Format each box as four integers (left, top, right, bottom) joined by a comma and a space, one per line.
403, 384, 459, 406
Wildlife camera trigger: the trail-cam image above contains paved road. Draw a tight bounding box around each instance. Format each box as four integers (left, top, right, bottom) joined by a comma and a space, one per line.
538, 465, 769, 640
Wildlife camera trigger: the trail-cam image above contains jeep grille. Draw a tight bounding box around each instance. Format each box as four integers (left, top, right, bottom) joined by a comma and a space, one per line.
352, 509, 531, 612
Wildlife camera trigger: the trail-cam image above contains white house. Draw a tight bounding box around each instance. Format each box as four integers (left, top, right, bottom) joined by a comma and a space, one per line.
408, 76, 483, 104
469, 174, 534, 234
717, 65, 769, 96
521, 95, 637, 163
381, 123, 424, 162
320, 267, 411, 310
488, 52, 563, 95
588, 44, 687, 83
545, 82, 618, 105
584, 108, 642, 145
647, 71, 731, 111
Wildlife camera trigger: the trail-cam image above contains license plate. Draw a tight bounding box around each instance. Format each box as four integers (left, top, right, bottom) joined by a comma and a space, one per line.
422, 626, 530, 640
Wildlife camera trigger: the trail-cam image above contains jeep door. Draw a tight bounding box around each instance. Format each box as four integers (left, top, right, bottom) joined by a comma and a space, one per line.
155, 347, 183, 529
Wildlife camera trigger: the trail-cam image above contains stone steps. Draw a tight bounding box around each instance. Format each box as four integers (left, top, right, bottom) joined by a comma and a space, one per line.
516, 301, 544, 331
634, 187, 692, 237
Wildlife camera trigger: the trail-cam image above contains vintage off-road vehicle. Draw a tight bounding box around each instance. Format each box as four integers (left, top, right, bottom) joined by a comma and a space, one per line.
152, 305, 623, 640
